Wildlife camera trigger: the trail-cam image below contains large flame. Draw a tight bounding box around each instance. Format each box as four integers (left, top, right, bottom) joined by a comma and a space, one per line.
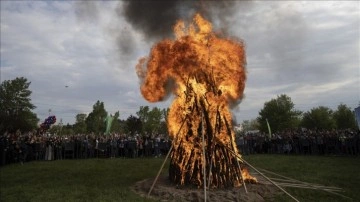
136, 14, 256, 188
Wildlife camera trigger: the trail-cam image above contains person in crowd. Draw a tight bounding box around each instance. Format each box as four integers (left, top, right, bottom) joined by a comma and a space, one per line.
1, 128, 359, 166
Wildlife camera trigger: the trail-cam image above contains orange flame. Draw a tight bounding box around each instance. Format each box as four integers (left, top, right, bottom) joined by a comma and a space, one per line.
136, 13, 255, 187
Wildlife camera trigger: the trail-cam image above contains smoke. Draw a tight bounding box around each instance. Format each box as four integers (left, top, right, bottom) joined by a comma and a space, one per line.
119, 0, 245, 41
115, 27, 136, 55
119, 1, 184, 41
73, 1, 251, 59
74, 1, 138, 56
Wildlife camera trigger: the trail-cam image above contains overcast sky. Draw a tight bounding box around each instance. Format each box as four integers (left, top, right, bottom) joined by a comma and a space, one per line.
1, 1, 359, 125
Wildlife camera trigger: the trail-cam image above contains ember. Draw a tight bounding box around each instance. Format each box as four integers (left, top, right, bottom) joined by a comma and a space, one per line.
136, 14, 256, 188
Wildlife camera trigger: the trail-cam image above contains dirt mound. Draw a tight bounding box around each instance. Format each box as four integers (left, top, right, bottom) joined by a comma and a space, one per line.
131, 175, 280, 202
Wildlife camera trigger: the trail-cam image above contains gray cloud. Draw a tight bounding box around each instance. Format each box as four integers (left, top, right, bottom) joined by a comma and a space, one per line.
74, 1, 99, 24
1, 1, 358, 125
74, 1, 252, 58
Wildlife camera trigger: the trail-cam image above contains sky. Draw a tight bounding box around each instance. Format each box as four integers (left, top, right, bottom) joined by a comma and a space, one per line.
1, 1, 359, 125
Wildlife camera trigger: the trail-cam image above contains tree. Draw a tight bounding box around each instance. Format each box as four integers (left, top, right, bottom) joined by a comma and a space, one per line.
85, 101, 107, 134
48, 125, 60, 135
158, 108, 169, 136
136, 106, 164, 136
146, 107, 163, 134
73, 113, 87, 134
136, 106, 149, 135
158, 120, 168, 136
333, 104, 357, 129
257, 94, 301, 133
62, 123, 74, 135
0, 77, 39, 133
110, 111, 122, 133
162, 108, 170, 121
241, 119, 260, 132
115, 119, 127, 134
301, 106, 335, 130
125, 115, 142, 136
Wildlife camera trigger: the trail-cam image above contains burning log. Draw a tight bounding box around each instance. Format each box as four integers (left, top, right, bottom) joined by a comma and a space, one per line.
136, 14, 256, 189
168, 82, 253, 188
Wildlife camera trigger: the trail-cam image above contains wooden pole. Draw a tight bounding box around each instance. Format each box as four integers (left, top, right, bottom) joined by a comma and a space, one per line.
240, 158, 300, 202
201, 114, 207, 202
147, 144, 173, 197
235, 157, 248, 193
259, 168, 351, 200
268, 177, 342, 190
147, 116, 188, 197
207, 159, 213, 189
214, 139, 300, 202
228, 123, 248, 193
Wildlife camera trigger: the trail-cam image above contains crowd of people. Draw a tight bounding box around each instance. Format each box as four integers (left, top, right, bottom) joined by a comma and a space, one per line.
1, 128, 359, 166
0, 131, 171, 166
237, 128, 360, 156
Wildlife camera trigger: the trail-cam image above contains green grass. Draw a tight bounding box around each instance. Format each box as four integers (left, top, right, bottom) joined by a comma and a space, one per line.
0, 158, 166, 202
1, 155, 359, 202
246, 155, 360, 202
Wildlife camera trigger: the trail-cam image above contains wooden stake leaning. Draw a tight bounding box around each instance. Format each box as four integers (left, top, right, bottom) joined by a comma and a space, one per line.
240, 158, 300, 202
259, 168, 352, 200
235, 157, 248, 194
214, 139, 300, 202
147, 144, 173, 198
270, 183, 341, 191
267, 178, 342, 191
201, 114, 207, 202
147, 116, 188, 197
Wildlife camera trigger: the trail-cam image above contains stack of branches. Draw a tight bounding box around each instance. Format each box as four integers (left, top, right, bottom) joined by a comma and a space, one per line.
168, 74, 252, 188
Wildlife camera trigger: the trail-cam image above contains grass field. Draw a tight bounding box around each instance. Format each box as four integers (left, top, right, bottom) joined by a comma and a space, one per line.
245, 155, 360, 202
1, 155, 359, 202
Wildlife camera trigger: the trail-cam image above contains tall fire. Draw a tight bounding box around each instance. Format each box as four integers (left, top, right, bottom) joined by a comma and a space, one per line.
136, 14, 257, 188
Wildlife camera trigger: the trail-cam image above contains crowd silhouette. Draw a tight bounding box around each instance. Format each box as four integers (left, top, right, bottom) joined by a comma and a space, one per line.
0, 131, 171, 166
237, 128, 360, 156
1, 128, 359, 166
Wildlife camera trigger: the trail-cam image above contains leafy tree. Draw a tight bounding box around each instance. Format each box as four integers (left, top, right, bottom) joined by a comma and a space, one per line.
146, 107, 163, 134
85, 100, 107, 134
110, 111, 122, 133
136, 106, 164, 136
48, 125, 60, 135
241, 119, 260, 132
162, 108, 170, 121
158, 120, 168, 136
73, 113, 87, 134
125, 115, 142, 136
62, 123, 74, 135
301, 106, 335, 130
257, 94, 301, 133
333, 104, 357, 129
136, 106, 149, 135
159, 108, 169, 136
0, 77, 39, 133
116, 119, 127, 134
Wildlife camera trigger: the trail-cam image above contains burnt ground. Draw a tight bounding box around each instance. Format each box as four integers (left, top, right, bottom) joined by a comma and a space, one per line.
131, 173, 281, 202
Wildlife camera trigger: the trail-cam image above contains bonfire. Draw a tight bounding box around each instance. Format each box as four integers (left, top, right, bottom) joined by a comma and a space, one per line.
136, 14, 256, 189
133, 13, 349, 202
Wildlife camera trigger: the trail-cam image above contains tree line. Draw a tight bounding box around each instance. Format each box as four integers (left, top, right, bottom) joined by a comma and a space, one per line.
55, 103, 169, 136
0, 77, 169, 136
245, 94, 358, 134
0, 77, 358, 136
